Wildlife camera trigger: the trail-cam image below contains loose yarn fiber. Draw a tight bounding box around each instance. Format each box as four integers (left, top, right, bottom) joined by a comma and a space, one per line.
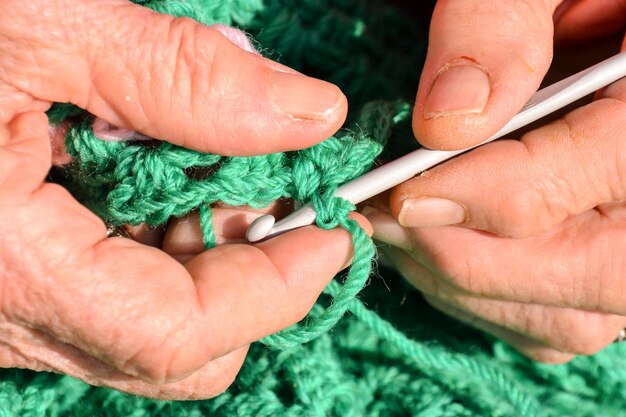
6, 0, 626, 416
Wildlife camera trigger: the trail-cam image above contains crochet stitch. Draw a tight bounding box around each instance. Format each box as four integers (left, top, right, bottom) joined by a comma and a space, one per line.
6, 0, 626, 416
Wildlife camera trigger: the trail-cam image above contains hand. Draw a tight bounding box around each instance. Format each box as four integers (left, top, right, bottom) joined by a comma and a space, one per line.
366, 0, 626, 363
0, 0, 361, 399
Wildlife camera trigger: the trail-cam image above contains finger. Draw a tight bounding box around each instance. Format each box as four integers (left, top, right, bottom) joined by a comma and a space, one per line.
398, 248, 626, 356
14, 185, 364, 383
0, 343, 55, 373
3, 0, 347, 156
383, 246, 620, 358
382, 246, 574, 362
0, 111, 51, 198
391, 203, 626, 314
0, 323, 247, 400
436, 295, 626, 357
371, 199, 626, 317
422, 295, 576, 364
554, 0, 626, 45
413, 0, 557, 149
391, 80, 626, 237
362, 206, 413, 251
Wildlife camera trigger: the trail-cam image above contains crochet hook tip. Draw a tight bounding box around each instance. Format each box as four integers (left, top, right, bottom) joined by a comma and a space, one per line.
246, 214, 276, 242
247, 204, 318, 242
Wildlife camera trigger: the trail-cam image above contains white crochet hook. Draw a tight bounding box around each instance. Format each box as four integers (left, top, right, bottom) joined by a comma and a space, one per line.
247, 51, 626, 242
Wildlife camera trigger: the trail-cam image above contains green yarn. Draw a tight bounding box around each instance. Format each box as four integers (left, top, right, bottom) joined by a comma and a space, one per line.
8, 0, 625, 416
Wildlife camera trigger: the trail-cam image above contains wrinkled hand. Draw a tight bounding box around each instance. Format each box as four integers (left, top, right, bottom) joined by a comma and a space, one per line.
367, 0, 626, 363
0, 0, 363, 399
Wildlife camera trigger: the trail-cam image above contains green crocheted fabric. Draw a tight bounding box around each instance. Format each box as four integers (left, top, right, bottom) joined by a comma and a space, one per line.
6, 1, 626, 416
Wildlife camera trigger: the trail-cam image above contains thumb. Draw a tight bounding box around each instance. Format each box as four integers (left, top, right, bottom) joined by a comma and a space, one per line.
4, 0, 347, 156
413, 0, 558, 150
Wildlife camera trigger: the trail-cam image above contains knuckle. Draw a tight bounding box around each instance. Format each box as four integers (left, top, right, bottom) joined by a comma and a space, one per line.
500, 0, 551, 24
168, 17, 207, 95
597, 98, 626, 201
392, 253, 446, 297
426, 248, 464, 287
129, 342, 184, 384
154, 355, 243, 401
583, 225, 626, 314
564, 335, 611, 356
194, 365, 240, 399
125, 318, 206, 385
549, 312, 617, 355
531, 175, 573, 231
441, 0, 553, 38
430, 248, 489, 296
614, 141, 626, 203
156, 373, 234, 401
454, 0, 553, 63
495, 189, 543, 238
494, 149, 570, 238
417, 272, 447, 299
166, 18, 238, 149
154, 17, 205, 130
535, 102, 626, 217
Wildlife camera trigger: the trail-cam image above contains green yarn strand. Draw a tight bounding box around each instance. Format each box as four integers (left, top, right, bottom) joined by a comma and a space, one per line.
199, 203, 216, 249
262, 213, 375, 349
344, 295, 540, 417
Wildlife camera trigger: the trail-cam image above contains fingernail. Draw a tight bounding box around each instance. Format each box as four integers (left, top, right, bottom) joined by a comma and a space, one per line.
270, 72, 345, 121
424, 64, 490, 119
361, 206, 412, 250
360, 205, 378, 218
398, 198, 467, 227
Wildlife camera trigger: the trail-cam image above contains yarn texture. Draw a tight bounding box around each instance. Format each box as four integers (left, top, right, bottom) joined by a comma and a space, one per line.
6, 0, 626, 416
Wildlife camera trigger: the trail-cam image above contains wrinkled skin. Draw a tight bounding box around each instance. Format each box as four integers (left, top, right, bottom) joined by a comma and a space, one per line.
366, 0, 626, 363
0, 0, 375, 400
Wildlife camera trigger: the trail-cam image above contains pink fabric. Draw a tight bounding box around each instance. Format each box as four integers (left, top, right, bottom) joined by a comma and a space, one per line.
211, 24, 258, 54
49, 123, 72, 166
91, 118, 152, 142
